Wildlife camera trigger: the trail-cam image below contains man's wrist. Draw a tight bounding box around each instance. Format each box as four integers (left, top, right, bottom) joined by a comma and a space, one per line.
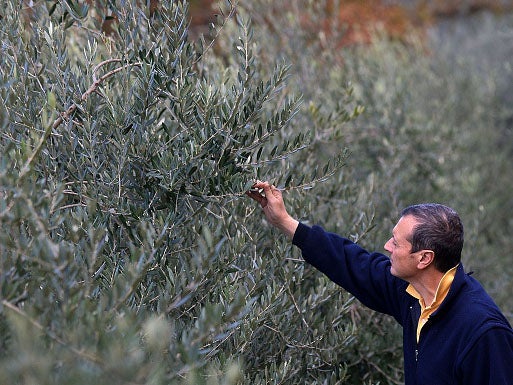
278, 217, 299, 240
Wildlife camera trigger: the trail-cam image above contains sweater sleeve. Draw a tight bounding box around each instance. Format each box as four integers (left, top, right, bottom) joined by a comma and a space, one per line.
458, 326, 513, 384
292, 222, 406, 322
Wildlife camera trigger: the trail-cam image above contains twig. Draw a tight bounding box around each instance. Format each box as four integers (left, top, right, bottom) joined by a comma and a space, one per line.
92, 58, 123, 82
0, 198, 15, 219
286, 284, 310, 330
2, 299, 102, 365
18, 118, 54, 179
193, 0, 239, 64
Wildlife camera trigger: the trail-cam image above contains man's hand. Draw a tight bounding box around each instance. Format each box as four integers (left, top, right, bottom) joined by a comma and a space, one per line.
246, 181, 299, 239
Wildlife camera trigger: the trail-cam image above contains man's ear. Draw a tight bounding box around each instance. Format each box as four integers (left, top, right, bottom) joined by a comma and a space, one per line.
417, 250, 435, 270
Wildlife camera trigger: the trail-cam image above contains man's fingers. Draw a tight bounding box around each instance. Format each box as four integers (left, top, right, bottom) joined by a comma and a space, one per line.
245, 189, 262, 201
266, 184, 284, 202
247, 180, 280, 208
245, 189, 267, 207
248, 187, 265, 197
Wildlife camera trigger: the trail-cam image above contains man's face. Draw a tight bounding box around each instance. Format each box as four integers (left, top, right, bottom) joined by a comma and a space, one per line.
384, 215, 422, 280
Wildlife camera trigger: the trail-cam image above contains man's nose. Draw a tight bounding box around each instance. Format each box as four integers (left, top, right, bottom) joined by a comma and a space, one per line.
384, 239, 392, 252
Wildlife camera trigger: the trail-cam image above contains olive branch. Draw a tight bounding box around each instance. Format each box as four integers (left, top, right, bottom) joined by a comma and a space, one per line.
19, 59, 142, 180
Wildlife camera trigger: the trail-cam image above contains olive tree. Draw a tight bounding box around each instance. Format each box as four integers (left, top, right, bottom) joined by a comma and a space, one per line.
0, 1, 368, 384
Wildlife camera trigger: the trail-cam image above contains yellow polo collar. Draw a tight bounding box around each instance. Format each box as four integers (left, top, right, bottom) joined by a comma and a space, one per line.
406, 265, 458, 342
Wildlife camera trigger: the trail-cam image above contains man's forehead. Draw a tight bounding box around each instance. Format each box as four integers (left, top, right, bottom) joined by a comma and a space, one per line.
394, 215, 418, 236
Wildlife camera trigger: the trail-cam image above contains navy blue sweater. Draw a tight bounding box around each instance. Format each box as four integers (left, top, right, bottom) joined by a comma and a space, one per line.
292, 222, 513, 385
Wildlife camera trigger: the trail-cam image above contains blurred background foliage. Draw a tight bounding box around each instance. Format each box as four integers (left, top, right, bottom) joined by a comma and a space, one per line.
1, 0, 512, 384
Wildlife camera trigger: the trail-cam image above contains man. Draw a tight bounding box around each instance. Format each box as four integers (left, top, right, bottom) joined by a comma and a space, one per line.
247, 181, 513, 385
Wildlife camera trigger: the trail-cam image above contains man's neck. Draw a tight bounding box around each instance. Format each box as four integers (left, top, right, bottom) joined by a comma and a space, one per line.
409, 269, 445, 307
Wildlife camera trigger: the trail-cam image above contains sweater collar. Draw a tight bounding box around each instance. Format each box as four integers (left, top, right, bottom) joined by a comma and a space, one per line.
407, 263, 467, 317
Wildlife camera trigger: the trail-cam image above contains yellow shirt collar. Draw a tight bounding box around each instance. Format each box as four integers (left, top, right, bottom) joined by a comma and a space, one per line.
406, 264, 458, 342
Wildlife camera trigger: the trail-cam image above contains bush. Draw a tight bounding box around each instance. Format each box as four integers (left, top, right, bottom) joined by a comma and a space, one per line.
0, 1, 367, 384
